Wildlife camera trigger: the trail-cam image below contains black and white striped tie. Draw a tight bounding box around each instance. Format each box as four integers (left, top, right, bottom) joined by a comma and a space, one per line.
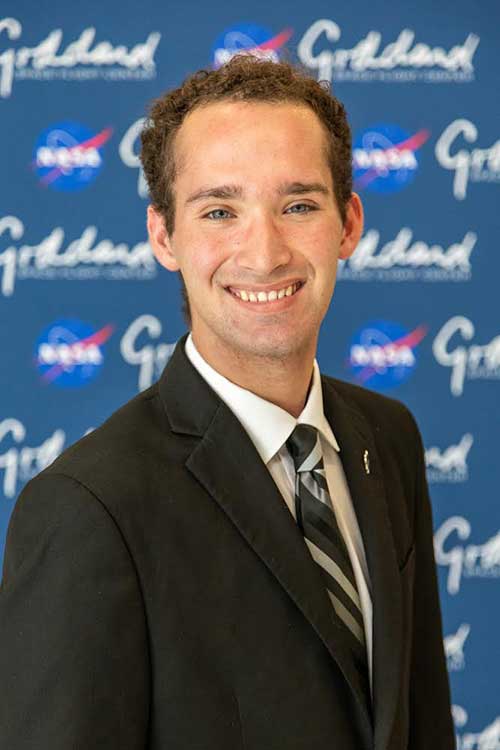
286, 424, 371, 703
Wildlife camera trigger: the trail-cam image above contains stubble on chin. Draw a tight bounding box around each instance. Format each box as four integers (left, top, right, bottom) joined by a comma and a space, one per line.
219, 316, 317, 365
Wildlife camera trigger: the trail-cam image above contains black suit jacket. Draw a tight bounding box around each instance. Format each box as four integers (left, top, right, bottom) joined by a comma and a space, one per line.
0, 337, 455, 749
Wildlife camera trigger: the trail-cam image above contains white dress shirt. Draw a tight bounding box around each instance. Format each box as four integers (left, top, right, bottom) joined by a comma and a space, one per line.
185, 334, 374, 693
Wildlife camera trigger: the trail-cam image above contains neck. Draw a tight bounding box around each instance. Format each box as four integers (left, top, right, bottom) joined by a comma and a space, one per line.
191, 333, 317, 418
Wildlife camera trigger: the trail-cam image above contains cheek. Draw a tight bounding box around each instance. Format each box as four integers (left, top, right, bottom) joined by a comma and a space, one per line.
287, 215, 341, 255
298, 236, 339, 276
177, 230, 227, 283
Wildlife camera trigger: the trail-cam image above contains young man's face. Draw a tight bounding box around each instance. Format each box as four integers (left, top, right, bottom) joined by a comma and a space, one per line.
148, 100, 362, 364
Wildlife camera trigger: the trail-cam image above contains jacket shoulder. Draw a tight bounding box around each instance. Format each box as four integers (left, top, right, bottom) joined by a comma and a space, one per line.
323, 374, 418, 428
3, 384, 180, 587
321, 374, 423, 466
31, 382, 181, 507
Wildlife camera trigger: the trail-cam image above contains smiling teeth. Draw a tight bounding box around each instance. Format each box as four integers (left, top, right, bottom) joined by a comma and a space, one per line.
231, 283, 301, 303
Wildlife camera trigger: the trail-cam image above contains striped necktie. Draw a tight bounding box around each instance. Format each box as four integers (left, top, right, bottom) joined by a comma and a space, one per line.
286, 424, 371, 708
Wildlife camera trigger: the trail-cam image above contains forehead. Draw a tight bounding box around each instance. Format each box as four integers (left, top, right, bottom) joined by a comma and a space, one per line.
173, 100, 331, 187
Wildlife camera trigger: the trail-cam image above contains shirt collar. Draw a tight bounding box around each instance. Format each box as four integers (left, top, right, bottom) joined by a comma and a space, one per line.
185, 334, 340, 465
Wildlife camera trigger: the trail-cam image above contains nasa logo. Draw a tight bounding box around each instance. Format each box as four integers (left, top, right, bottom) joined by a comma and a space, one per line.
347, 320, 426, 390
212, 23, 293, 68
33, 121, 113, 192
353, 124, 430, 193
34, 319, 114, 388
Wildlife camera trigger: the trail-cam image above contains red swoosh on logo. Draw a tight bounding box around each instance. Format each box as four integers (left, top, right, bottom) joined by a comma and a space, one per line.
39, 324, 115, 383
256, 28, 293, 51
354, 128, 431, 190
352, 324, 428, 385
36, 127, 114, 187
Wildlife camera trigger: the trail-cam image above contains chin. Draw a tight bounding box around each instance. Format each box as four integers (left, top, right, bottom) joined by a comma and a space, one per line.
230, 330, 312, 361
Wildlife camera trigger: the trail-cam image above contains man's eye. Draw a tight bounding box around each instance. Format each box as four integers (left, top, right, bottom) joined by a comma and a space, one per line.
285, 203, 317, 214
204, 209, 233, 220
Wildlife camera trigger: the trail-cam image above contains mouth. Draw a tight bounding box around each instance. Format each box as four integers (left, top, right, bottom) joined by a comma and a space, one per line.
226, 280, 304, 304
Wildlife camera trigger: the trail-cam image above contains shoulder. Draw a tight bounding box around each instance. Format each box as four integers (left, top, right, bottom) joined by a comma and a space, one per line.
24, 380, 184, 513
321, 374, 424, 480
52, 382, 165, 470
322, 374, 419, 438
320, 376, 428, 541
2, 383, 184, 582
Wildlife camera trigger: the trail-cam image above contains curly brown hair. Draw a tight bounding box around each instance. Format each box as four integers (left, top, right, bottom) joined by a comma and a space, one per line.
140, 54, 353, 324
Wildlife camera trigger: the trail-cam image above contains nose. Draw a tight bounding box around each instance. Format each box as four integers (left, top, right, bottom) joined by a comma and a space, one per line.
235, 211, 293, 275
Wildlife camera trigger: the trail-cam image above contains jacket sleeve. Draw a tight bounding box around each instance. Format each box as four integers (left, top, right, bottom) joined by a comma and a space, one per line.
0, 472, 150, 750
407, 414, 456, 750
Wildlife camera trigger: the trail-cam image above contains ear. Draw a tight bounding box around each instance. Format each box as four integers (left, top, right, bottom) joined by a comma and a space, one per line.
339, 192, 364, 260
147, 205, 179, 271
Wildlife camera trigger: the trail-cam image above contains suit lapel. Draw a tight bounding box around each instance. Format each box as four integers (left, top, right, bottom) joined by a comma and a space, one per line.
160, 340, 373, 744
322, 378, 403, 750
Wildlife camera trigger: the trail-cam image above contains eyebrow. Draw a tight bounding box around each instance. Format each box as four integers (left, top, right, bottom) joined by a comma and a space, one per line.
278, 181, 330, 197
185, 184, 243, 205
185, 181, 330, 205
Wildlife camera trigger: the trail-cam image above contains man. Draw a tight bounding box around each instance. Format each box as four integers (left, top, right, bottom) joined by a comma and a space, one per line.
0, 57, 455, 749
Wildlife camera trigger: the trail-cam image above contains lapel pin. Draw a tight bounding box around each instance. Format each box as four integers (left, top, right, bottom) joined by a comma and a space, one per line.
363, 449, 370, 475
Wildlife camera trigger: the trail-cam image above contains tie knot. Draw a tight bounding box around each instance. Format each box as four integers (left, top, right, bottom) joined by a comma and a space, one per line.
286, 424, 322, 472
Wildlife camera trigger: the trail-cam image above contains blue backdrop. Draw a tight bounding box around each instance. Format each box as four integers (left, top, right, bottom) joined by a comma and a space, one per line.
1, 2, 499, 745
